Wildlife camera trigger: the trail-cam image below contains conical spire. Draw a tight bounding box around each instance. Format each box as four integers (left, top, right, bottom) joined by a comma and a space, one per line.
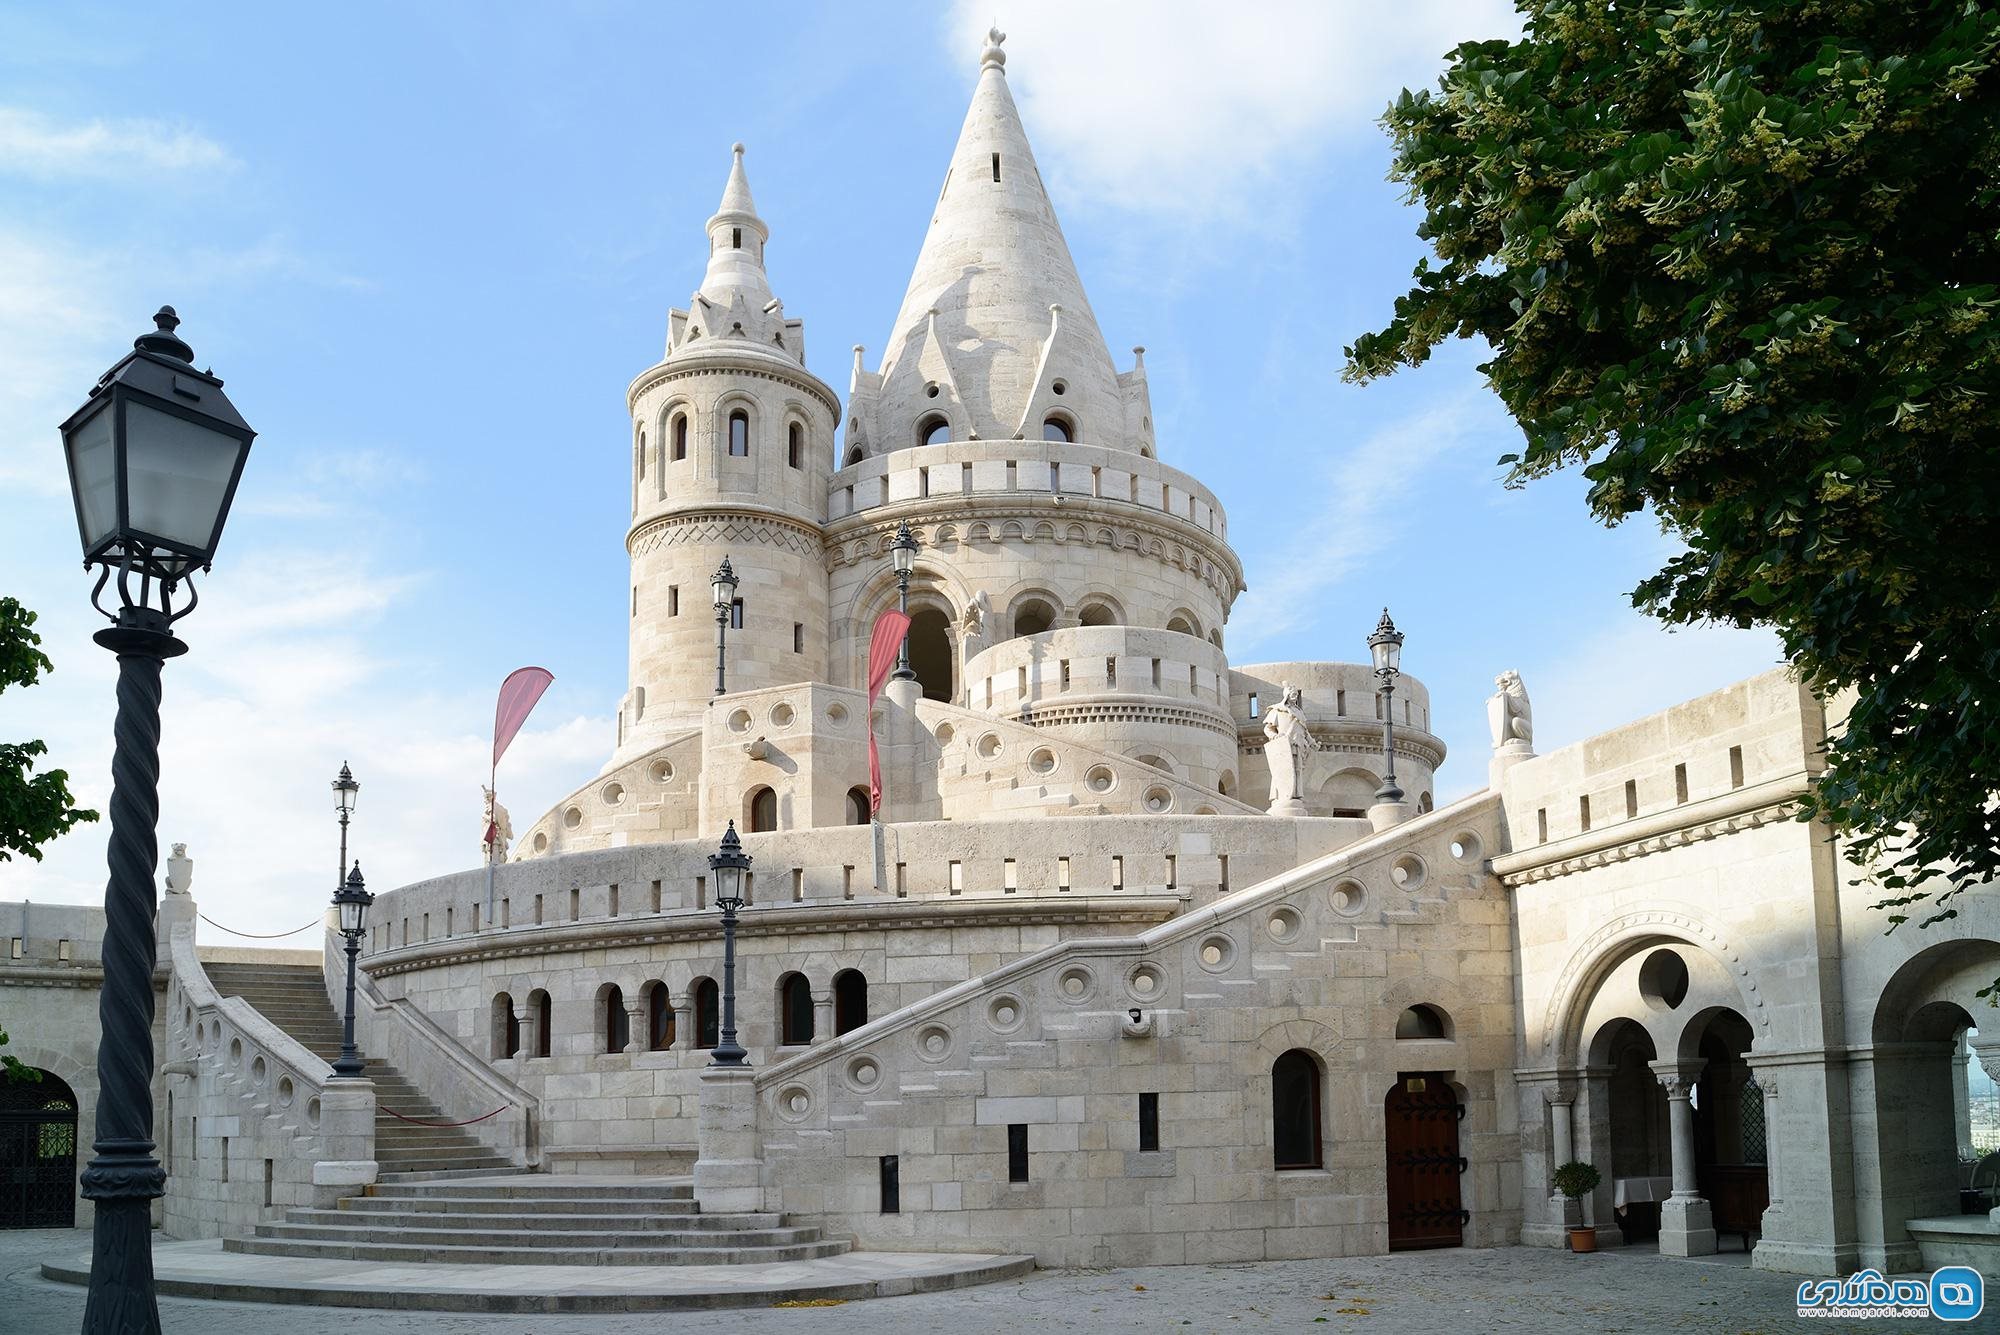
865, 28, 1124, 450
698, 141, 772, 306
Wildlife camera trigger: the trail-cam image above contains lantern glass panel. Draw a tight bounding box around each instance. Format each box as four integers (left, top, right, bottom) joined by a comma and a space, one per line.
124, 400, 243, 554
893, 542, 915, 574
67, 404, 118, 551
714, 864, 743, 904
338, 898, 365, 933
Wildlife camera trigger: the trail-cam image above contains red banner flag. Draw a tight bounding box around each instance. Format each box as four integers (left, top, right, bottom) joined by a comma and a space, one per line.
493, 666, 555, 770
865, 611, 911, 816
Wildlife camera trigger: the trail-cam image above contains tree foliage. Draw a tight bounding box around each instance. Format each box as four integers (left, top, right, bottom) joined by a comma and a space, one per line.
0, 1024, 38, 1085
1, 596, 96, 862
1347, 1, 2000, 973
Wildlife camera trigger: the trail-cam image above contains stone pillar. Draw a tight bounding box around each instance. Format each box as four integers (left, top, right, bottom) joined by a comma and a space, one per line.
1952, 1030, 1974, 1157
811, 990, 833, 1045
1366, 799, 1410, 832
674, 999, 696, 1054
623, 999, 647, 1055
1548, 1091, 1581, 1226
1652, 1059, 1715, 1257
1971, 1037, 2000, 1226
519, 1002, 542, 1061
694, 1066, 763, 1213
311, 1078, 377, 1209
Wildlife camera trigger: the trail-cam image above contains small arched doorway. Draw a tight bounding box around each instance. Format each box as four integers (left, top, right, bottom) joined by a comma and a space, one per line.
748, 786, 778, 833
1690, 1008, 1767, 1251
907, 606, 954, 702
1271, 1049, 1323, 1170
777, 972, 813, 1046
692, 978, 720, 1050
1383, 1072, 1466, 1250
846, 786, 872, 826
1, 1069, 78, 1229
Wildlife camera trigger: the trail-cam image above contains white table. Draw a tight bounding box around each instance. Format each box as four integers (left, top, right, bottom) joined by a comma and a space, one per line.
1613, 1175, 1673, 1214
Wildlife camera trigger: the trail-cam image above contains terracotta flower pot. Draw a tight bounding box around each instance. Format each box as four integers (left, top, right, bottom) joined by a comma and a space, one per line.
1568, 1225, 1598, 1253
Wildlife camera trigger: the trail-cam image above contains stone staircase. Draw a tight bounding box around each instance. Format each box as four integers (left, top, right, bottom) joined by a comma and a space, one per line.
226, 1175, 851, 1266
203, 962, 513, 1178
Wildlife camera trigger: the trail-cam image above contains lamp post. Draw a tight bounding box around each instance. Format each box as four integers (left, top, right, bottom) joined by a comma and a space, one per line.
329, 863, 374, 1078
707, 822, 752, 1067
890, 520, 919, 681
1368, 608, 1405, 805
60, 307, 255, 1335
711, 556, 738, 697
332, 762, 358, 888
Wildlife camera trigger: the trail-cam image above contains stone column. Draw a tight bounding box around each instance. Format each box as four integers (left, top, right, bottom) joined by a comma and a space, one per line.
1652, 1059, 1715, 1256
1548, 1090, 1581, 1228
674, 999, 696, 1054
694, 1066, 763, 1213
811, 990, 834, 1045
519, 1001, 543, 1061
311, 1078, 377, 1209
623, 999, 647, 1055
1952, 1030, 1973, 1157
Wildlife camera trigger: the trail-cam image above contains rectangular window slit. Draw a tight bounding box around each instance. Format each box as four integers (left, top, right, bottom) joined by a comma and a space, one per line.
1106, 657, 1117, 687
794, 622, 805, 654
263, 1158, 274, 1207
880, 1155, 900, 1213
1674, 763, 1689, 804
1729, 745, 1745, 788
669, 585, 680, 617
949, 860, 963, 895
1624, 779, 1638, 819
1057, 856, 1070, 891
991, 151, 1001, 182
730, 598, 744, 630
919, 465, 930, 498
1059, 659, 1071, 691
608, 883, 619, 917
842, 865, 854, 901
1111, 855, 1124, 891
57, 938, 71, 961
695, 875, 707, 910
1535, 809, 1548, 844
1139, 1092, 1160, 1151
792, 868, 804, 903
895, 862, 908, 898
569, 887, 580, 920
1007, 1123, 1028, 1181
1336, 688, 1346, 715
1218, 854, 1229, 892
1248, 692, 1260, 718
1165, 854, 1177, 890
1003, 858, 1017, 893
1578, 796, 1591, 833
651, 879, 663, 912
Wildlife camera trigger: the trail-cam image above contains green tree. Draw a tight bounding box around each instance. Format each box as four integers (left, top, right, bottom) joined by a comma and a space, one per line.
1, 596, 96, 862
1, 1024, 38, 1085
1347, 1, 2000, 980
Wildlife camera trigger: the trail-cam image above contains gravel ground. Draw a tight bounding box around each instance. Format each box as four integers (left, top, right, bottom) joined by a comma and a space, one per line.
3, 1227, 1946, 1334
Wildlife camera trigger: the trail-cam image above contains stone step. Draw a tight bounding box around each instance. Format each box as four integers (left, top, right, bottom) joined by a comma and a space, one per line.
256, 1219, 824, 1249
370, 1177, 694, 1200
223, 1235, 851, 1266
334, 1201, 780, 1227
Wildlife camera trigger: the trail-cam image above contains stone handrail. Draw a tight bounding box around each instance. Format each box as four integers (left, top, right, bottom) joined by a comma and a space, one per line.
325, 924, 538, 1166
963, 623, 1233, 720
755, 789, 1502, 1091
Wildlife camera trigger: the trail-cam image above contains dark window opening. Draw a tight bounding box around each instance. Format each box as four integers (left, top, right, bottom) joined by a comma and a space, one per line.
730, 598, 744, 630
1272, 1049, 1323, 1169
1042, 416, 1072, 443
847, 785, 872, 825
648, 984, 674, 1050
1007, 1123, 1028, 1182
879, 1155, 900, 1214
672, 413, 688, 461
788, 423, 804, 468
834, 969, 867, 1035
1139, 1092, 1160, 1151
779, 972, 813, 1045
1395, 1004, 1449, 1040
603, 985, 628, 1053
991, 151, 1001, 182
731, 227, 742, 248
749, 785, 778, 833
919, 415, 950, 447
531, 991, 552, 1058
728, 410, 750, 457
693, 978, 720, 1049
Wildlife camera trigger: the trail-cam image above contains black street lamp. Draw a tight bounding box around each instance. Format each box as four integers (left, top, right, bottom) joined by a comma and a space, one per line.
330, 863, 373, 1078
332, 762, 358, 888
890, 521, 919, 682
707, 822, 752, 1067
59, 306, 255, 1335
711, 556, 738, 697
1368, 608, 1405, 805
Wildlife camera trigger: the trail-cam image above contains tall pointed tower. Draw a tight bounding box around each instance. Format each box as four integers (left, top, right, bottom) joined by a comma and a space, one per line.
618, 145, 839, 758
846, 29, 1155, 460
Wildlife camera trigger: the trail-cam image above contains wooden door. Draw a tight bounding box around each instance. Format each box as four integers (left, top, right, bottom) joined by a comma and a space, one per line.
1384, 1073, 1466, 1250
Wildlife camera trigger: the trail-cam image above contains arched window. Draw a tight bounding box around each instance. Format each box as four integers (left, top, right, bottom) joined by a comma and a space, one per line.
788, 422, 804, 469
1042, 415, 1073, 443
846, 786, 872, 826
1395, 1004, 1450, 1040
834, 969, 867, 1036
671, 413, 688, 462
748, 786, 778, 833
1166, 615, 1197, 637
1013, 599, 1055, 638
1418, 791, 1434, 813
693, 977, 719, 1050
602, 983, 629, 1054
918, 415, 950, 447
728, 409, 750, 457
1077, 602, 1116, 627
845, 444, 865, 467
646, 982, 674, 1051
637, 429, 646, 479
492, 992, 519, 1059
1272, 1049, 1323, 1170
530, 989, 552, 1058
778, 972, 814, 1046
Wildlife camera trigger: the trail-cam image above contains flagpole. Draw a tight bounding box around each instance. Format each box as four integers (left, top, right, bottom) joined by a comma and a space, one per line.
485, 764, 496, 925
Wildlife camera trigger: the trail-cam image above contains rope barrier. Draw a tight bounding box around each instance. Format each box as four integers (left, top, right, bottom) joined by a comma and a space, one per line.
380, 1104, 510, 1128
196, 912, 322, 940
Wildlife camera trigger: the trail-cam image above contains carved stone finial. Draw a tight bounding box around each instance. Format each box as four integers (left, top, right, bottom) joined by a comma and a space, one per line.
981, 27, 1007, 70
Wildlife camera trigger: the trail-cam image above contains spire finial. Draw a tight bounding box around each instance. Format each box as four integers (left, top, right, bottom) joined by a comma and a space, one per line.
981, 26, 1006, 71
732, 141, 745, 159
134, 305, 194, 362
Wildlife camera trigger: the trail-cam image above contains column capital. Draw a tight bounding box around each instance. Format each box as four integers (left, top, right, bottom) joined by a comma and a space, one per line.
1650, 1057, 1707, 1097
1968, 1034, 2000, 1085
1542, 1083, 1578, 1108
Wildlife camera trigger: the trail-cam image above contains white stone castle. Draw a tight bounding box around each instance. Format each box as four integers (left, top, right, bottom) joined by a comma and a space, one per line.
6, 29, 1998, 1301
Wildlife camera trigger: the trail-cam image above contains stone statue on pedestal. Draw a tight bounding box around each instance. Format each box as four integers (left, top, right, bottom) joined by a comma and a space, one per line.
1263, 685, 1313, 816
1489, 670, 1534, 751
482, 787, 512, 865
164, 843, 192, 896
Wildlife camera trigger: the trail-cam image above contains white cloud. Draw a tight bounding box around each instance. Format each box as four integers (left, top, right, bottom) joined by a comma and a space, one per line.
0, 106, 236, 179
1227, 387, 1493, 653
947, 1, 1520, 216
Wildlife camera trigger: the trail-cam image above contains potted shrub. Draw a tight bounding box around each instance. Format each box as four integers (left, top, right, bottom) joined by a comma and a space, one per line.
1552, 1161, 1603, 1252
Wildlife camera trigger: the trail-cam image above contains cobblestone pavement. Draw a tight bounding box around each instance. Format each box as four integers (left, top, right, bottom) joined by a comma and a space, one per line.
4, 1228, 1944, 1333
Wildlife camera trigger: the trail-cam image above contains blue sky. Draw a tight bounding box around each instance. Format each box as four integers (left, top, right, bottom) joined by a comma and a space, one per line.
0, 2, 1781, 934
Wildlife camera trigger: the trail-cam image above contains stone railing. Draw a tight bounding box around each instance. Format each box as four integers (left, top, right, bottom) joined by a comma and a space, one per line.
322, 924, 538, 1167
825, 439, 1228, 541
964, 624, 1232, 720
162, 900, 370, 1237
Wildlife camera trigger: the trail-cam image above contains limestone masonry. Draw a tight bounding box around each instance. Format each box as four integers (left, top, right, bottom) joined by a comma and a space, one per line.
6, 28, 1997, 1288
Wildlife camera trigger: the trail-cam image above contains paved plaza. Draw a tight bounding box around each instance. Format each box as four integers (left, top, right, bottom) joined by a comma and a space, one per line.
3, 1229, 1945, 1333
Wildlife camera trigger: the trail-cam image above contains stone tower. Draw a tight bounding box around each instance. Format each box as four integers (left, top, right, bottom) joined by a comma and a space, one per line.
619, 145, 839, 759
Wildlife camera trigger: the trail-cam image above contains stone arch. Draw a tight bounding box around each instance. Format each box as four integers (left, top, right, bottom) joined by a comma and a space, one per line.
781, 407, 813, 470
642, 979, 675, 1050
491, 991, 520, 1058
1317, 767, 1379, 818
594, 981, 630, 1054
1164, 608, 1202, 638
833, 968, 868, 1035
690, 976, 720, 1049
1006, 590, 1060, 639
1075, 595, 1123, 627
776, 970, 813, 1046
712, 390, 759, 459
1869, 936, 2000, 1044
1541, 908, 1768, 1064
746, 785, 778, 833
